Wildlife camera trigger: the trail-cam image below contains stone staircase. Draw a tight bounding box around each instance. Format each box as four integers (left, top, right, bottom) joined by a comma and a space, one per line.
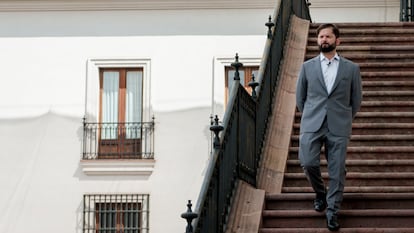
260, 22, 414, 232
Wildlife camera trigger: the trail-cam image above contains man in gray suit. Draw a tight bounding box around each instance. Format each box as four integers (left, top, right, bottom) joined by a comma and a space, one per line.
296, 23, 363, 231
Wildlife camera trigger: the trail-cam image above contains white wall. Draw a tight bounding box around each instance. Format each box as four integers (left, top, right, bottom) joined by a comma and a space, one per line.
0, 109, 212, 233
0, 9, 272, 118
0, 6, 272, 233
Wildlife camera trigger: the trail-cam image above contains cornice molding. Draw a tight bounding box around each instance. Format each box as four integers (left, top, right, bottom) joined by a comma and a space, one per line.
0, 0, 400, 12
309, 0, 399, 8
0, 0, 276, 12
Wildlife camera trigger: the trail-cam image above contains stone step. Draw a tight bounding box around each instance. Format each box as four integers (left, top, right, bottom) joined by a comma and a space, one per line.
349, 135, 414, 146
283, 172, 414, 187
288, 150, 414, 161
282, 186, 414, 193
290, 134, 414, 147
352, 122, 414, 132
359, 101, 414, 112
307, 45, 414, 53
286, 159, 414, 173
363, 80, 414, 86
259, 227, 414, 233
363, 91, 414, 96
335, 33, 414, 39
362, 91, 414, 101
309, 22, 414, 34
289, 146, 414, 153
361, 71, 414, 79
292, 123, 414, 135
265, 193, 414, 210
362, 83, 414, 92
291, 134, 414, 140
308, 27, 414, 36
292, 129, 413, 136
359, 62, 414, 72
293, 122, 414, 129
305, 53, 414, 62
338, 28, 414, 35
308, 36, 414, 46
288, 146, 414, 161
354, 111, 414, 123
359, 61, 414, 67
310, 22, 414, 28
262, 209, 414, 228
295, 111, 414, 123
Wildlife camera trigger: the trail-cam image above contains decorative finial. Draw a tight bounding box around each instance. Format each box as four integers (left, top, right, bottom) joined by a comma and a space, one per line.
209, 115, 224, 149
265, 15, 275, 39
231, 53, 243, 81
181, 200, 198, 233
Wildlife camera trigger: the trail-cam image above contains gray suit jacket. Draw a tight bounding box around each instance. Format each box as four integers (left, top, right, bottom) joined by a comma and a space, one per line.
296, 55, 363, 137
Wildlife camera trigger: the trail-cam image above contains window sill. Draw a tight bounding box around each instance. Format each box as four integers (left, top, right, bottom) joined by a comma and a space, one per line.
80, 159, 155, 177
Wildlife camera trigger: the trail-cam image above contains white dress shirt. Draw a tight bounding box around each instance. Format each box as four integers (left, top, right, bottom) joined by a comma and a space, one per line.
320, 53, 340, 94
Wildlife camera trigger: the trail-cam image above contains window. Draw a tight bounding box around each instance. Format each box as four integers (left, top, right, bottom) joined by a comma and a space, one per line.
98, 68, 143, 159
83, 194, 149, 233
225, 66, 259, 104
82, 58, 155, 176
83, 58, 155, 161
212, 56, 261, 113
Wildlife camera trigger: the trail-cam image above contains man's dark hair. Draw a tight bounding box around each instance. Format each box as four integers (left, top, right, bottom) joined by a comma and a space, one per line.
316, 23, 340, 38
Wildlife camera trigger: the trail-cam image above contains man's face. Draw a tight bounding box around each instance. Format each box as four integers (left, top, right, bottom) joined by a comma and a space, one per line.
317, 27, 339, 53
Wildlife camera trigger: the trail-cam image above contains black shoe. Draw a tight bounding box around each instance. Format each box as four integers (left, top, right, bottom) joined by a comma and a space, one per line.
313, 196, 327, 212
313, 192, 327, 212
327, 215, 340, 231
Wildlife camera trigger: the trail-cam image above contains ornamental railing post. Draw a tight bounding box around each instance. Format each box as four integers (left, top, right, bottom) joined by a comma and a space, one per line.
265, 15, 275, 39
181, 200, 198, 233
248, 73, 259, 100
231, 53, 243, 81
210, 115, 224, 149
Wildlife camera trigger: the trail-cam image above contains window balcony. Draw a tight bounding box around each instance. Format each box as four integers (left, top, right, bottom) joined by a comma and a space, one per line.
83, 121, 154, 160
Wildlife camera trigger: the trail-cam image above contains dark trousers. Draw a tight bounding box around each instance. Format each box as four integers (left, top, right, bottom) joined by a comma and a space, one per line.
298, 119, 349, 217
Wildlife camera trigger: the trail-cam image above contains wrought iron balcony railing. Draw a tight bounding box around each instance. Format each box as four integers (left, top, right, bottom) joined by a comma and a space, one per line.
83, 121, 155, 160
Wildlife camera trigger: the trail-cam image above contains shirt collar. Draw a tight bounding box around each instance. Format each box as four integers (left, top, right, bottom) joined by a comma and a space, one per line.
320, 53, 340, 62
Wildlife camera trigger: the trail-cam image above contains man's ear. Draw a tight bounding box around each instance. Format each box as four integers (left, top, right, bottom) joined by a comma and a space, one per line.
336, 38, 341, 46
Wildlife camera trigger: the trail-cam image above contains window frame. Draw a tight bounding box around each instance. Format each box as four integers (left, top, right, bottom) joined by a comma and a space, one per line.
99, 67, 144, 125
95, 202, 142, 232
98, 67, 144, 159
81, 58, 155, 176
212, 56, 261, 113
83, 194, 149, 233
224, 65, 259, 104
85, 58, 152, 124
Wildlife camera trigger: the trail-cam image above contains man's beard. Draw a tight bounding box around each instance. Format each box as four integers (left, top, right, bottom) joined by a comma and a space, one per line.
319, 43, 336, 53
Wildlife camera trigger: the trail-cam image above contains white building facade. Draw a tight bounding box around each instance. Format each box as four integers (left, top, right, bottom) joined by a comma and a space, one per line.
0, 0, 399, 233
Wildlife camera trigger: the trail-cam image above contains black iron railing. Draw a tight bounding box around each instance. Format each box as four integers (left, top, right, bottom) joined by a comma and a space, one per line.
83, 121, 155, 160
401, 0, 414, 21
190, 0, 311, 232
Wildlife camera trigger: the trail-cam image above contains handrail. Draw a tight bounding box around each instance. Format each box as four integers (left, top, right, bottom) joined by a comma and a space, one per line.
190, 1, 311, 232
